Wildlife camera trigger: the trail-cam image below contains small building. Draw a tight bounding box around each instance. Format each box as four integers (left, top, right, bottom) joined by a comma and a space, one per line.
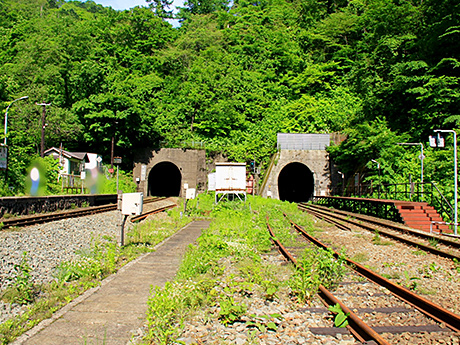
44, 147, 91, 175
215, 162, 247, 203
44, 147, 102, 192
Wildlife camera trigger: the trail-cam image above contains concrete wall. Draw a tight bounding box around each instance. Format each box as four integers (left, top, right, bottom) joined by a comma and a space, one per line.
260, 150, 331, 199
133, 148, 207, 197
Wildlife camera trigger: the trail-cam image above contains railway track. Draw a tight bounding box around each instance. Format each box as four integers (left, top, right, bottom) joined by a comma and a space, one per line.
267, 214, 460, 344
131, 203, 176, 222
299, 203, 460, 261
0, 196, 167, 229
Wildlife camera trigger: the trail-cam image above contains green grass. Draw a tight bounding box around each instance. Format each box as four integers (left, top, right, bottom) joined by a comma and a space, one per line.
145, 195, 348, 344
0, 208, 188, 345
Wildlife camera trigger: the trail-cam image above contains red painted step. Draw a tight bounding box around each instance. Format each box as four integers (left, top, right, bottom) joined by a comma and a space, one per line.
394, 201, 452, 234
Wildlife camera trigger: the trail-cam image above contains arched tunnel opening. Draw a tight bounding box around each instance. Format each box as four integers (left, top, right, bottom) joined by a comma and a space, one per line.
278, 162, 315, 202
148, 162, 182, 197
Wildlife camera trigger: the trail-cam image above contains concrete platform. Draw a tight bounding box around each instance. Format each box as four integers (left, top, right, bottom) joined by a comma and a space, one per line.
12, 220, 210, 345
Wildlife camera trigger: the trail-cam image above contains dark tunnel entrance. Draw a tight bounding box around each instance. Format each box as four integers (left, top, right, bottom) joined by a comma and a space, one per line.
278, 162, 315, 202
148, 162, 182, 197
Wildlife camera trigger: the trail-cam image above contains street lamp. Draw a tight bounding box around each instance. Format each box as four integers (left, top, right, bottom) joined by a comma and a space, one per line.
3, 96, 29, 146
397, 142, 424, 198
431, 130, 457, 236
371, 159, 381, 199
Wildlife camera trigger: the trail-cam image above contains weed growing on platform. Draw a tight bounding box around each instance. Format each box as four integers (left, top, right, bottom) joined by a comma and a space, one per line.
145, 196, 343, 344
0, 209, 190, 344
126, 207, 190, 247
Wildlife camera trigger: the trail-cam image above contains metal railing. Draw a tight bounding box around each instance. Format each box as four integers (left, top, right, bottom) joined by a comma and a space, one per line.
332, 181, 454, 225
60, 174, 87, 194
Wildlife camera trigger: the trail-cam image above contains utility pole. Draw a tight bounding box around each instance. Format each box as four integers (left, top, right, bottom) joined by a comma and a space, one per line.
36, 102, 51, 157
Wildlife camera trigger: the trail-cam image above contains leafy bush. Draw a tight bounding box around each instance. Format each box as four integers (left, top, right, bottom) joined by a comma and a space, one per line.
1, 252, 35, 305
289, 247, 347, 302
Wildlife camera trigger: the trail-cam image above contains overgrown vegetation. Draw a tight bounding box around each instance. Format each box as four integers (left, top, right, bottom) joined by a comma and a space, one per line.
0, 206, 189, 344
0, 0, 458, 202
145, 195, 347, 344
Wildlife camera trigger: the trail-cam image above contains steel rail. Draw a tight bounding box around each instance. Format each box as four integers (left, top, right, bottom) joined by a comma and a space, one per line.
130, 204, 176, 222
299, 203, 460, 261
1, 204, 117, 228
286, 214, 460, 334
302, 202, 460, 249
266, 216, 390, 345
0, 196, 166, 229
303, 208, 351, 231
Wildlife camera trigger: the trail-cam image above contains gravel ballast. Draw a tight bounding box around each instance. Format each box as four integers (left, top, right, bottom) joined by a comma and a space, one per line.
0, 210, 121, 324
2, 203, 460, 344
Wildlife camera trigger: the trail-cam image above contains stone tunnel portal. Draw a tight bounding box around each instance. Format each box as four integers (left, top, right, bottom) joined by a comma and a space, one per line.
148, 161, 182, 197
278, 162, 315, 202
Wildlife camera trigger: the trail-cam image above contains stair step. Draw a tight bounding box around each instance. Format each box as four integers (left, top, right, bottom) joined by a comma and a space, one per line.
394, 201, 449, 234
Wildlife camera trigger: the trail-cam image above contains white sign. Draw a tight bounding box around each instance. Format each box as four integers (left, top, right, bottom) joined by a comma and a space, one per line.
208, 173, 216, 191
215, 163, 246, 191
80, 171, 86, 180
141, 165, 146, 181
122, 192, 144, 215
186, 188, 196, 199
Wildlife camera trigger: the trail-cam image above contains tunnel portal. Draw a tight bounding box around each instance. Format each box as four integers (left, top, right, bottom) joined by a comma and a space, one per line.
148, 161, 182, 197
278, 162, 314, 202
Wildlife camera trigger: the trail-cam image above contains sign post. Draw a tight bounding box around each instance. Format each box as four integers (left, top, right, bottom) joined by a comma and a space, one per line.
114, 157, 122, 193
119, 192, 143, 246
431, 130, 457, 235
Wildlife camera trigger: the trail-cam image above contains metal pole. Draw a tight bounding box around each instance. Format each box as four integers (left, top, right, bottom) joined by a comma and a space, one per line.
36, 102, 51, 158
111, 136, 114, 172
3, 96, 28, 146
434, 130, 457, 236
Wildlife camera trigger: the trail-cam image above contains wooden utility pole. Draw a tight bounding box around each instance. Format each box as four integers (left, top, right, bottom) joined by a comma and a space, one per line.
36, 102, 51, 157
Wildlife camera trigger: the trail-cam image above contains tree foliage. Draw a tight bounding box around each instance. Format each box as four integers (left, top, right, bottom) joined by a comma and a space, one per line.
0, 0, 458, 197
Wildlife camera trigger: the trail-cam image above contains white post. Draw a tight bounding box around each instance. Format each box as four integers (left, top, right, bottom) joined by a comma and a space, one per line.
434, 130, 457, 236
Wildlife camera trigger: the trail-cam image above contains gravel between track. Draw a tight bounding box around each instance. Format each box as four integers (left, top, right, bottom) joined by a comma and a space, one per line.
168, 212, 460, 345
2, 203, 459, 344
0, 198, 177, 327
0, 210, 121, 324
309, 216, 460, 315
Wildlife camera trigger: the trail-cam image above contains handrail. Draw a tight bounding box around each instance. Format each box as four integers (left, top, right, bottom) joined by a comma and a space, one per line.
258, 151, 279, 196
430, 182, 454, 224
332, 181, 455, 226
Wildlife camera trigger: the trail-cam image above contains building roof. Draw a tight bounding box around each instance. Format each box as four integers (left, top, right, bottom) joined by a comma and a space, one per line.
44, 147, 90, 163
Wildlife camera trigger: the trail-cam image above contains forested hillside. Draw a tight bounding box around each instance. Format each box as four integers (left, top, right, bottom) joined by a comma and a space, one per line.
0, 0, 459, 196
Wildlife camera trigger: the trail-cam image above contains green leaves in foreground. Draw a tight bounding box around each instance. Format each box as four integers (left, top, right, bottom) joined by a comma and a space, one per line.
289, 247, 346, 303
218, 296, 247, 326
328, 303, 350, 328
